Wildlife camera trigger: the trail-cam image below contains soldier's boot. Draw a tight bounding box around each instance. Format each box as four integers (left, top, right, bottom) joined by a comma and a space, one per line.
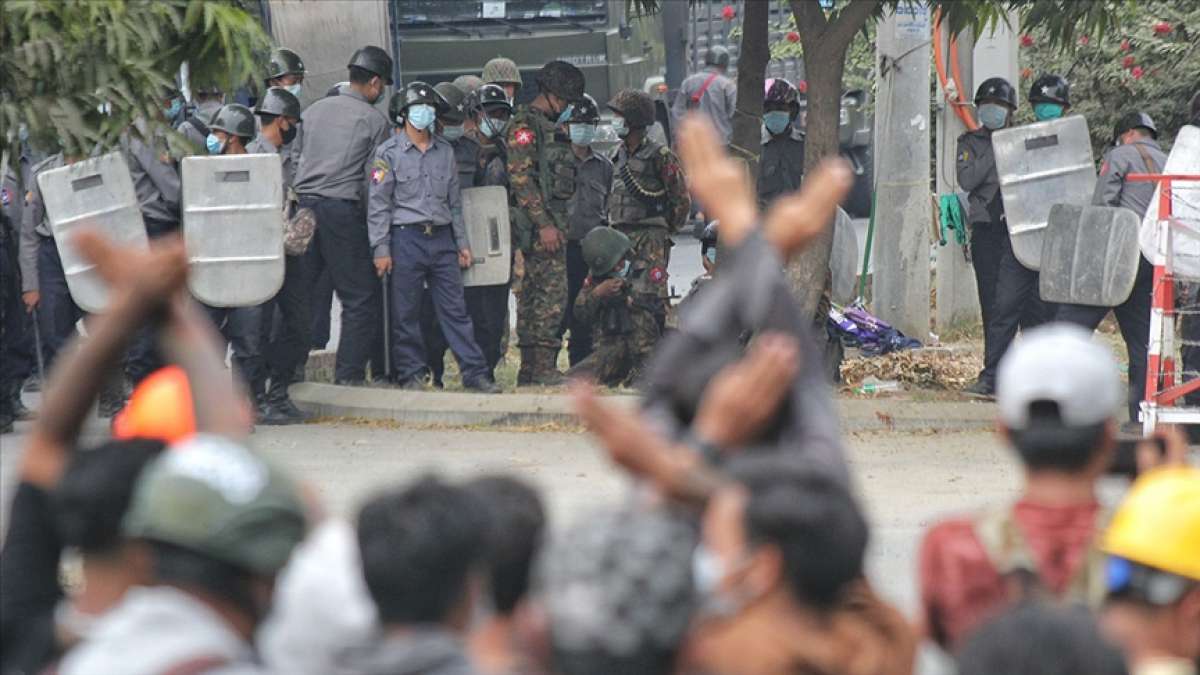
8, 379, 33, 421
262, 378, 309, 425
97, 372, 127, 418
529, 348, 566, 386
517, 348, 536, 386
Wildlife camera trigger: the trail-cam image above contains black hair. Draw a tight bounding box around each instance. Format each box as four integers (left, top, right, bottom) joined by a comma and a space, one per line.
465, 475, 545, 615
357, 475, 489, 626
348, 65, 376, 85
54, 438, 167, 555
148, 540, 262, 619
957, 602, 1129, 675
1008, 400, 1108, 472
730, 458, 868, 611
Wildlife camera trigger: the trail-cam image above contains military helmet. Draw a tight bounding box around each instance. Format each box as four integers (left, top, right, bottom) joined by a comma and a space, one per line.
705, 45, 731, 69
470, 83, 513, 118
974, 77, 1017, 108
193, 83, 224, 97
607, 89, 655, 129
1114, 110, 1158, 141
482, 57, 523, 86
1028, 74, 1070, 106
325, 81, 349, 98
123, 434, 307, 576
255, 87, 301, 119
435, 82, 468, 124
566, 93, 601, 124
266, 48, 305, 82
209, 103, 256, 139
535, 60, 585, 101
388, 81, 445, 125
453, 74, 485, 95
763, 78, 798, 106
581, 227, 632, 277
348, 45, 394, 85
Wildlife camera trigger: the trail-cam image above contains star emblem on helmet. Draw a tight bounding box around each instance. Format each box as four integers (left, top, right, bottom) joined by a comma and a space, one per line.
1041, 86, 1050, 95
514, 128, 535, 146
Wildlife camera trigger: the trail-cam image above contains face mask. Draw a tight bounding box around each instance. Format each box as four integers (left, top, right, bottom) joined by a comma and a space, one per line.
441, 124, 465, 142
281, 122, 298, 145
692, 544, 749, 621
611, 116, 628, 138
556, 103, 574, 126
164, 98, 183, 120
205, 133, 225, 155
285, 83, 303, 99
1034, 102, 1064, 121
407, 104, 437, 131
763, 110, 791, 135
705, 247, 717, 265
615, 260, 631, 279
569, 123, 596, 146
18, 124, 29, 143
977, 103, 1009, 130
481, 116, 507, 139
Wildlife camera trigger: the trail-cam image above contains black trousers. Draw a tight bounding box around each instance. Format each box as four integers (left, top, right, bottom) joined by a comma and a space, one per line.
560, 240, 594, 366
301, 197, 381, 382
35, 237, 82, 371
0, 235, 35, 389
972, 224, 1050, 385
310, 265, 334, 350
1057, 258, 1153, 422
204, 304, 265, 395
262, 254, 315, 388
421, 282, 509, 383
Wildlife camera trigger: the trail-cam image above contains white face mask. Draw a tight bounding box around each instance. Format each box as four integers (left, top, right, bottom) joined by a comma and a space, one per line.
691, 543, 754, 621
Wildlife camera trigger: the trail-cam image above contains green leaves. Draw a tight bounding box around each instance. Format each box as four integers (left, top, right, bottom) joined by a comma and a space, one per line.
1, 0, 270, 159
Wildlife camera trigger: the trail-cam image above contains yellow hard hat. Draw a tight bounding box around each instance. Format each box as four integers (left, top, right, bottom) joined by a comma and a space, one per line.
1103, 466, 1200, 581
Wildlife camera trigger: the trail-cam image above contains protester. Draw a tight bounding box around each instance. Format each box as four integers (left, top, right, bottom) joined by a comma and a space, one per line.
956, 603, 1129, 675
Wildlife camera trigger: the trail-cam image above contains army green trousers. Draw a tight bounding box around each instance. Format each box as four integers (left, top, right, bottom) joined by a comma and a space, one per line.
516, 243, 567, 351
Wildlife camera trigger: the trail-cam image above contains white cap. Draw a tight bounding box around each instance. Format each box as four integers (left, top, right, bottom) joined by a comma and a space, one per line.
997, 323, 1123, 429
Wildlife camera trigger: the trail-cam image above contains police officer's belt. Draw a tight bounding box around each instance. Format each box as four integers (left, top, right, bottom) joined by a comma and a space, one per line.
395, 221, 438, 236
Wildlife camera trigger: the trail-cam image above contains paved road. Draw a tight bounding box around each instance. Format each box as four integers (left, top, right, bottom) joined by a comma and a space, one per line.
0, 419, 1020, 617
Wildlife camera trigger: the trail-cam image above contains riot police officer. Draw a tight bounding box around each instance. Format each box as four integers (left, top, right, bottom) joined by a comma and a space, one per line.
482, 56, 522, 102
1, 162, 33, 431
672, 46, 737, 146
507, 60, 586, 385
177, 84, 225, 151
1057, 111, 1166, 421
293, 45, 393, 384
265, 48, 305, 98
566, 227, 647, 387
758, 78, 805, 206
1028, 73, 1071, 122
607, 88, 690, 376
560, 94, 613, 366
368, 82, 499, 392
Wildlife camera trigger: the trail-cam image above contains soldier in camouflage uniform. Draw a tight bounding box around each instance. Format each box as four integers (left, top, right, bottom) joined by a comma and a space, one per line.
566, 227, 658, 387
506, 60, 586, 385
606, 89, 690, 371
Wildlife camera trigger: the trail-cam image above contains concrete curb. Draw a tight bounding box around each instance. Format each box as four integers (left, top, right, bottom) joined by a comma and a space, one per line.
291, 383, 998, 433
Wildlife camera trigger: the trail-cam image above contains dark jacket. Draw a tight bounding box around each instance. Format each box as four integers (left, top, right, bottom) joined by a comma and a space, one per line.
956, 127, 1003, 227
336, 629, 478, 675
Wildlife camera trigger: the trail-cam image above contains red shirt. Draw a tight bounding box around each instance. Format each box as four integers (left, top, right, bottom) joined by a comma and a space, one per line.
918, 499, 1101, 650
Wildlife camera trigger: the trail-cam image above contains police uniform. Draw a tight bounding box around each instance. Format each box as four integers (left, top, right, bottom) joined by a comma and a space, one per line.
1, 163, 35, 427
293, 88, 391, 383
367, 131, 493, 388
561, 149, 613, 365
1057, 136, 1166, 419
757, 127, 805, 206
670, 67, 737, 146
957, 127, 1050, 393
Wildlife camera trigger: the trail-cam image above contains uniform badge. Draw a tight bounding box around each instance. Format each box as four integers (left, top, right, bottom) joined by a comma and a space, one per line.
370, 159, 389, 185
0, 187, 10, 206
514, 128, 535, 146
959, 150, 969, 161
649, 266, 666, 284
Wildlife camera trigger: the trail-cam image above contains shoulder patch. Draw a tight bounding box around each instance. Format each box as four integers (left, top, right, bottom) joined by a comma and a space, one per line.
959, 150, 969, 161
649, 266, 667, 284
370, 158, 389, 185
514, 128, 535, 147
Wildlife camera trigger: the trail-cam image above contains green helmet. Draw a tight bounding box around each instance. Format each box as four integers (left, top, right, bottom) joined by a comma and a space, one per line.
581, 227, 631, 277
482, 57, 522, 86
453, 74, 485, 96
123, 434, 307, 576
434, 82, 467, 124
209, 103, 256, 139
266, 48, 305, 82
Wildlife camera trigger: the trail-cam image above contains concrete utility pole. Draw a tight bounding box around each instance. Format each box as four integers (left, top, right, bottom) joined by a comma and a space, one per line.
872, 4, 932, 340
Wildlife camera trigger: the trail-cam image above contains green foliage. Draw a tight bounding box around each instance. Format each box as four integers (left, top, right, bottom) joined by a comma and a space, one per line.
1, 0, 270, 158
1018, 0, 1199, 156
767, 15, 875, 94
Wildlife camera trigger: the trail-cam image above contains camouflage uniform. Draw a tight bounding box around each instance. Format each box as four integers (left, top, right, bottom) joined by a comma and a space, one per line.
506, 105, 576, 380
567, 272, 659, 387
608, 137, 689, 370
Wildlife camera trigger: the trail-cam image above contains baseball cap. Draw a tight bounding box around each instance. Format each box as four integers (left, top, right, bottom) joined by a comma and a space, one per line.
996, 323, 1122, 429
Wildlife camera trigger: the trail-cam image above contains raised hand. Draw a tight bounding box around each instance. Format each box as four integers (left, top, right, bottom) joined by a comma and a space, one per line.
692, 332, 801, 450
763, 157, 854, 262
676, 114, 758, 247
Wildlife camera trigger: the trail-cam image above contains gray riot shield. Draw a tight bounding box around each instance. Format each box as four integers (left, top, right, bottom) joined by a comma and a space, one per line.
182, 154, 284, 307
993, 115, 1096, 271
829, 207, 859, 304
1039, 204, 1141, 307
37, 152, 148, 313
460, 186, 512, 287
1140, 125, 1200, 279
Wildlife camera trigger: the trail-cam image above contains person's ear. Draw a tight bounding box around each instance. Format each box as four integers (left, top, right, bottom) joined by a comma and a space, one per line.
744, 545, 784, 598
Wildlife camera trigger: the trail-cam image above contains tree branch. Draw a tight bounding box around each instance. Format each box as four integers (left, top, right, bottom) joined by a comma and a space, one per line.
791, 0, 831, 45
827, 0, 884, 48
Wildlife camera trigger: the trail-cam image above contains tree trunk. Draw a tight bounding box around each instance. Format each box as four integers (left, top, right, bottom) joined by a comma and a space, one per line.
729, 0, 769, 179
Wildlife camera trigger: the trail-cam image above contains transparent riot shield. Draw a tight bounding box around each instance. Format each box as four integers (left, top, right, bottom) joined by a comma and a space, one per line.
1140, 126, 1200, 279
182, 154, 284, 307
460, 186, 512, 287
993, 115, 1096, 270
829, 207, 859, 304
37, 152, 148, 312
1039, 204, 1141, 307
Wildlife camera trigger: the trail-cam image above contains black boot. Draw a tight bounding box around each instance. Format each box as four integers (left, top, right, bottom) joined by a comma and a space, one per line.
262, 378, 308, 425
8, 380, 33, 421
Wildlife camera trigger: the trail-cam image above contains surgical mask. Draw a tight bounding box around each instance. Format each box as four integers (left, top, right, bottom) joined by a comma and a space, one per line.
481, 116, 507, 139
616, 260, 631, 279
556, 103, 574, 126
285, 83, 303, 99
18, 124, 28, 143
692, 544, 749, 621
611, 116, 628, 138
705, 247, 717, 265
1034, 102, 1064, 121
164, 98, 183, 121
977, 103, 1009, 130
569, 123, 596, 146
281, 122, 298, 145
763, 110, 791, 135
205, 133, 225, 155
407, 104, 436, 131
441, 124, 465, 142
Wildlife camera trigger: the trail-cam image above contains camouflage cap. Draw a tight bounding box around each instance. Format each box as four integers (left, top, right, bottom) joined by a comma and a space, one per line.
482, 57, 522, 86
123, 434, 307, 576
581, 227, 631, 277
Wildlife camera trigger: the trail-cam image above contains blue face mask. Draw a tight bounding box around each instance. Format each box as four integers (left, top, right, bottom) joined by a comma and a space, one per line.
407, 104, 437, 131
481, 116, 507, 139
763, 110, 792, 135
616, 260, 631, 279
1034, 102, 1064, 121
569, 123, 596, 146
164, 98, 183, 121
205, 133, 225, 155
285, 83, 303, 99
556, 104, 574, 126
611, 116, 628, 138
441, 124, 465, 142
977, 103, 1009, 131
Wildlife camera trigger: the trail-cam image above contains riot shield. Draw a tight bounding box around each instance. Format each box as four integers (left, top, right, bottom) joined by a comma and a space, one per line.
460, 186, 512, 287
1039, 204, 1141, 307
829, 207, 859, 304
1140, 126, 1200, 280
993, 115, 1096, 271
37, 152, 148, 312
182, 154, 284, 307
